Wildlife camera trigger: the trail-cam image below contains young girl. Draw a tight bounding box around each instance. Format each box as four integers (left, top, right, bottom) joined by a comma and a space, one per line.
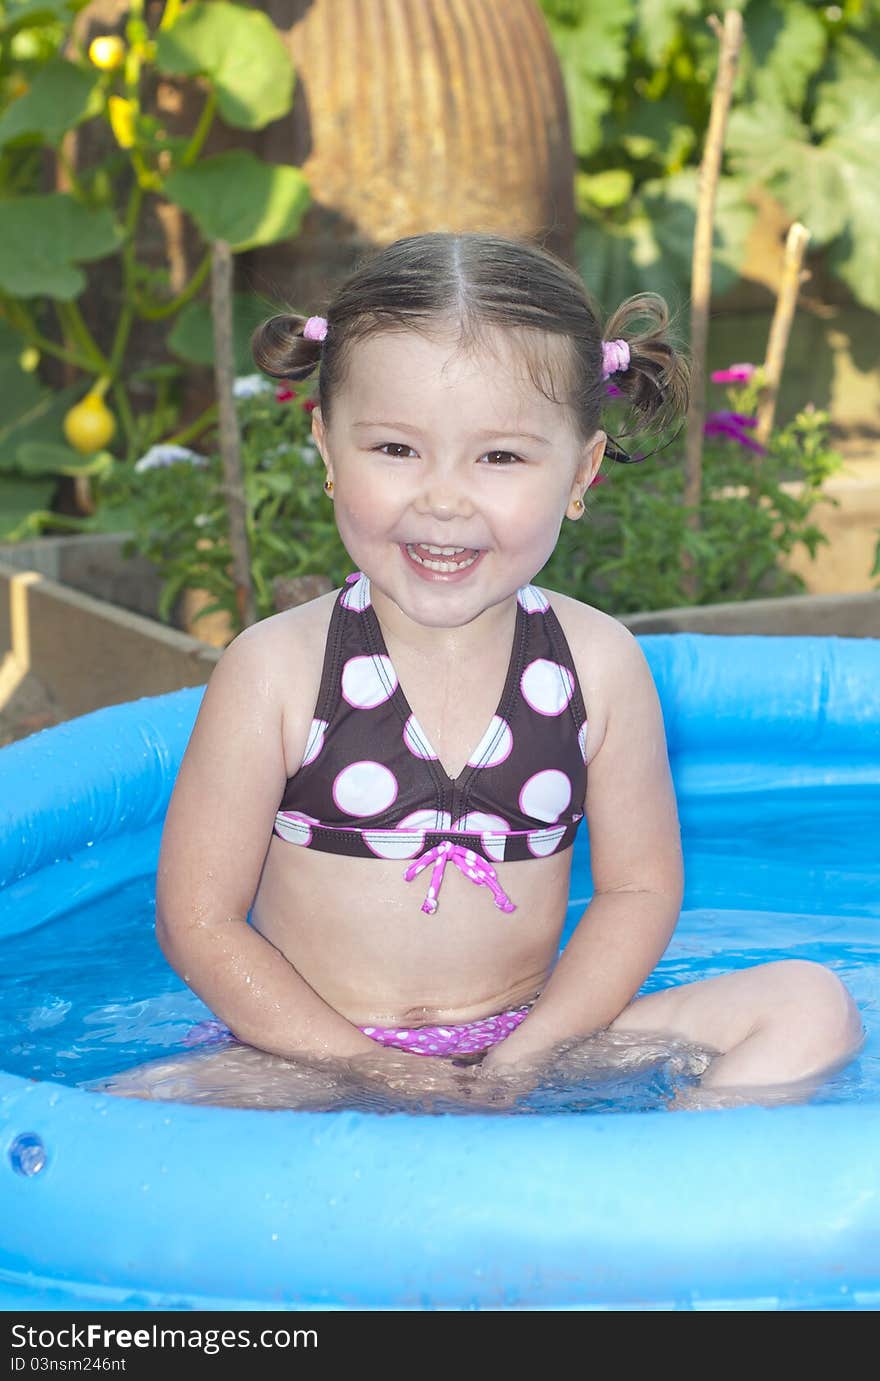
105, 231, 862, 1111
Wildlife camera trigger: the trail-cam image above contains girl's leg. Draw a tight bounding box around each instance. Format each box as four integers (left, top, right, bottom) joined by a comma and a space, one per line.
90, 1043, 363, 1110
608, 959, 863, 1098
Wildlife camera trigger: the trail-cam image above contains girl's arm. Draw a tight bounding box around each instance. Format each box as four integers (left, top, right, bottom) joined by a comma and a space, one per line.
482, 624, 684, 1069
155, 624, 383, 1062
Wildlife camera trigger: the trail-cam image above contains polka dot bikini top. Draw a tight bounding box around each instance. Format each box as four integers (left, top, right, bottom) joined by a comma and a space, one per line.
274, 573, 588, 916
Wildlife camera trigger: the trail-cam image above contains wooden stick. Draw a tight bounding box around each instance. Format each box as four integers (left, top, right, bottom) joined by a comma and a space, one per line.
681, 9, 744, 599
754, 222, 811, 446
210, 239, 257, 630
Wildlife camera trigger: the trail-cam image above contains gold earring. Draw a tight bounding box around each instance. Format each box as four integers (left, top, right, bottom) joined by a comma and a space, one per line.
323, 477, 334, 496
571, 496, 584, 515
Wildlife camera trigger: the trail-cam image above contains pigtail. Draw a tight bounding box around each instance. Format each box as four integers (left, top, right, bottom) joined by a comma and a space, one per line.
602, 293, 690, 459
251, 313, 326, 382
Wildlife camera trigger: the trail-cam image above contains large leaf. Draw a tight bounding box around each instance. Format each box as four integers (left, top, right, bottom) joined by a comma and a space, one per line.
0, 1, 87, 35
745, 0, 827, 111
726, 102, 849, 244
0, 60, 99, 148
611, 89, 698, 175
0, 194, 121, 298
0, 193, 121, 298
164, 151, 310, 253
0, 476, 56, 539
541, 0, 634, 156
168, 292, 277, 371
817, 78, 880, 311
635, 0, 701, 69
728, 72, 880, 309
576, 170, 755, 313
0, 378, 83, 472
0, 356, 42, 436
16, 439, 109, 476
155, 0, 294, 131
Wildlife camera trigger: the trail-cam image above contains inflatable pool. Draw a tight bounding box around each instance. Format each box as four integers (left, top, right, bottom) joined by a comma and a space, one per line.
1, 633, 878, 1311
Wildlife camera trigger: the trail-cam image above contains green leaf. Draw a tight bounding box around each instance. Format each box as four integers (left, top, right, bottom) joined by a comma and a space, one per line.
814, 78, 880, 309
164, 151, 310, 252
168, 292, 276, 370
635, 0, 701, 69
0, 1, 87, 36
0, 194, 122, 298
0, 354, 42, 426
0, 60, 99, 148
613, 89, 697, 174
726, 102, 849, 244
576, 168, 633, 209
746, 1, 827, 111
155, 0, 294, 131
16, 439, 110, 476
575, 169, 755, 310
0, 476, 56, 539
542, 1, 634, 156
0, 378, 83, 472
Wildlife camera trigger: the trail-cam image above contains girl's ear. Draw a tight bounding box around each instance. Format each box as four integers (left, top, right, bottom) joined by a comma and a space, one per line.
571, 430, 606, 498
311, 407, 327, 457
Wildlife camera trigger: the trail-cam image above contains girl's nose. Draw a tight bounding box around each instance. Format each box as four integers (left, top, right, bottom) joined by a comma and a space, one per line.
413, 472, 475, 521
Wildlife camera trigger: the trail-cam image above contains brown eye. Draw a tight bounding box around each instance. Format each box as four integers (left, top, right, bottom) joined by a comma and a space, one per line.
481, 451, 521, 465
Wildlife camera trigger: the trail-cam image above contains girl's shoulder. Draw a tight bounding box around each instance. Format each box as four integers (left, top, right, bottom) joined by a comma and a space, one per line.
211, 587, 341, 725
538, 586, 645, 759
230, 586, 341, 671
539, 585, 636, 659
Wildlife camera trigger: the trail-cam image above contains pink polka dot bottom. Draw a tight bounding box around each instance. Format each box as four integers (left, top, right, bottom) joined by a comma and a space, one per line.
359, 1005, 532, 1056
183, 1005, 533, 1058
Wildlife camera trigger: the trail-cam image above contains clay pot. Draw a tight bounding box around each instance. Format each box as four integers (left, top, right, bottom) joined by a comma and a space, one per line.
249, 0, 576, 306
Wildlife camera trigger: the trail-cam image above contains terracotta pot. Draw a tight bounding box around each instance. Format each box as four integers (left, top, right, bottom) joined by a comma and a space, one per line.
249, 0, 576, 304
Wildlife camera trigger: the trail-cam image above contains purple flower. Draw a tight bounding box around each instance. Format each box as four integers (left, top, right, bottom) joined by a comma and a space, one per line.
605, 381, 622, 397
710, 362, 756, 384
704, 410, 767, 455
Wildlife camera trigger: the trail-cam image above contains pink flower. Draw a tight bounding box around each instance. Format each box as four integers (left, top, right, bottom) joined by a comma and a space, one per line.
275, 385, 295, 403
302, 398, 318, 413
710, 362, 756, 384
704, 410, 767, 455
588, 473, 607, 487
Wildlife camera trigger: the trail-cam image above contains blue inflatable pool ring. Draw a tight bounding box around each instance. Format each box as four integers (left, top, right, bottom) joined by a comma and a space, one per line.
1, 633, 878, 1311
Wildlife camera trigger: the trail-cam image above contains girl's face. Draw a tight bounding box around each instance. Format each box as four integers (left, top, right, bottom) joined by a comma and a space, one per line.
311, 325, 604, 630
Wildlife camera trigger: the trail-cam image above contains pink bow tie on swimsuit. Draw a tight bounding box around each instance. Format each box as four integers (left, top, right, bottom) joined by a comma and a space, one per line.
403, 840, 516, 915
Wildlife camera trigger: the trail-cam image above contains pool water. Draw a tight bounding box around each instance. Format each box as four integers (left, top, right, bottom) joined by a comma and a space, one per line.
1, 787, 878, 1116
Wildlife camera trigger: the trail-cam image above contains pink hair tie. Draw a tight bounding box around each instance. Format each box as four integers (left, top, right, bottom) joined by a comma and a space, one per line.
602, 338, 630, 379
303, 315, 328, 342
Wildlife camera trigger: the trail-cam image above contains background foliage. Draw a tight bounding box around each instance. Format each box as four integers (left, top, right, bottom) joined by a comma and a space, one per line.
0, 0, 307, 540
538, 0, 880, 315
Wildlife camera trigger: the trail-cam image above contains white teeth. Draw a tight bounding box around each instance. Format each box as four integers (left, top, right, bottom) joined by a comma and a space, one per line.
406, 543, 478, 573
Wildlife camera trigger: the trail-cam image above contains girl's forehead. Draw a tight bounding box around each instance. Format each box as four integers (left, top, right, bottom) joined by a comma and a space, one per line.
340, 325, 569, 418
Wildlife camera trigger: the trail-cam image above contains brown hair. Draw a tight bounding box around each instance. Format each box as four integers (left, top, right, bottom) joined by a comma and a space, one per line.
251, 231, 689, 460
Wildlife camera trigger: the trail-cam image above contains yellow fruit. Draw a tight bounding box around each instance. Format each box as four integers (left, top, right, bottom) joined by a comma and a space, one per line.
108, 95, 136, 149
88, 35, 126, 71
63, 393, 116, 455
19, 347, 40, 373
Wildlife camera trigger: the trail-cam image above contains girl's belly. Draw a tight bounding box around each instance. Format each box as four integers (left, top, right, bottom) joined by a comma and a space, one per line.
250, 836, 575, 1026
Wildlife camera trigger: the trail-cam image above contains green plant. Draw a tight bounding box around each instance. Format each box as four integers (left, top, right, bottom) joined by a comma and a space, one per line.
0, 0, 309, 540
539, 374, 845, 613
539, 0, 880, 315
110, 378, 350, 632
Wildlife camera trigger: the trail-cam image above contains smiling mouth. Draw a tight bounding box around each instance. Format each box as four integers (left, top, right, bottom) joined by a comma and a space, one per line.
404, 542, 481, 572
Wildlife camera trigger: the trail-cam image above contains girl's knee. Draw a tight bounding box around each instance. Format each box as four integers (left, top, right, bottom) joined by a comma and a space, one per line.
773, 959, 863, 1052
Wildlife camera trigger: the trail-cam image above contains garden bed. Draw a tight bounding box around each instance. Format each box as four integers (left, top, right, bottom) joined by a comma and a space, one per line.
1, 534, 878, 748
